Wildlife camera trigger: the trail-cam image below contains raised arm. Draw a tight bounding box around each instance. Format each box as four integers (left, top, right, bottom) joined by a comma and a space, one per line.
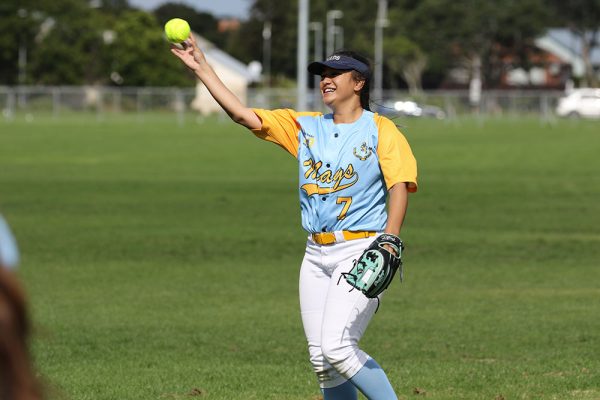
170, 34, 261, 130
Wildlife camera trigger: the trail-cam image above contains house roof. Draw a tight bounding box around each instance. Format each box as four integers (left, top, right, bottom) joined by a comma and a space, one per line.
535, 28, 600, 76
193, 34, 253, 81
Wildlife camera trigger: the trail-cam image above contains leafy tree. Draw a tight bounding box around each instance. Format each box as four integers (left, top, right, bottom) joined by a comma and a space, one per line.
234, 0, 442, 88
1, 0, 565, 89
28, 0, 106, 85
94, 0, 132, 15
244, 0, 300, 83
383, 35, 427, 94
107, 10, 193, 86
233, 0, 383, 85
394, 0, 551, 88
11, 0, 192, 86
0, 0, 45, 84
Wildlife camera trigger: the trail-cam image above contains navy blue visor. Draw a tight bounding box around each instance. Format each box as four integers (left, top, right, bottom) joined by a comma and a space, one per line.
308, 55, 370, 77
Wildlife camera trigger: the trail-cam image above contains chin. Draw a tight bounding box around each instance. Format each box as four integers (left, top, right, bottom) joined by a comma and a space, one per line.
322, 96, 335, 109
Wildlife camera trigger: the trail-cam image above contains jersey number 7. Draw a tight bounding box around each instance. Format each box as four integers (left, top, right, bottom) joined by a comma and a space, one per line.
336, 197, 352, 220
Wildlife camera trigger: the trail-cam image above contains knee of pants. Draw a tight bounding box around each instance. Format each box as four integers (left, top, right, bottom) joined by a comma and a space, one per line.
307, 350, 344, 386
308, 344, 330, 372
321, 338, 354, 369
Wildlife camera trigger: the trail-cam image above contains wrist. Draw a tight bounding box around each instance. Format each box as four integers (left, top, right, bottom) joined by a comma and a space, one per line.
384, 227, 400, 236
193, 61, 209, 74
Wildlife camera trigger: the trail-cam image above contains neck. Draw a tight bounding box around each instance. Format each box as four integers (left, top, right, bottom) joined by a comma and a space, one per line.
332, 104, 364, 124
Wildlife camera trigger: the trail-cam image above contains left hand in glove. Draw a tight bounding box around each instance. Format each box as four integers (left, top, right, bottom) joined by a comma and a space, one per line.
341, 234, 404, 298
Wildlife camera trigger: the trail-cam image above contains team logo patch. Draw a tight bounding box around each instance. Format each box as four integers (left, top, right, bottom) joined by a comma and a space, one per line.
353, 142, 372, 161
302, 132, 315, 148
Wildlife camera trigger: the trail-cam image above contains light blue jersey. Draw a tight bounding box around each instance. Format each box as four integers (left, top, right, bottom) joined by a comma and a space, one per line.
296, 111, 386, 233
251, 108, 418, 235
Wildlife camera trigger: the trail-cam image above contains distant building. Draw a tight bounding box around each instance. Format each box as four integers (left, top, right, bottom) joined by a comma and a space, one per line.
535, 28, 600, 83
501, 28, 600, 88
443, 28, 600, 90
499, 44, 569, 89
218, 18, 241, 33
191, 34, 254, 115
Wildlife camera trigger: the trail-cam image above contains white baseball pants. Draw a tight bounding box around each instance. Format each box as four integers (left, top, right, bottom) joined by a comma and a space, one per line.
299, 235, 381, 389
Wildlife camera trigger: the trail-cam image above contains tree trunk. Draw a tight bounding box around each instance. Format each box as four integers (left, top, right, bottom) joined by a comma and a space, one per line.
401, 55, 427, 95
469, 54, 482, 106
581, 29, 599, 87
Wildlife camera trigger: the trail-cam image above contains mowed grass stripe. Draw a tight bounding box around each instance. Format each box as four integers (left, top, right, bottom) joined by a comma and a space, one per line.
1, 115, 599, 399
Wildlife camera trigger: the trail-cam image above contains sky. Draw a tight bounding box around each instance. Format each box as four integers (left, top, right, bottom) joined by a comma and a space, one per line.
128, 0, 253, 19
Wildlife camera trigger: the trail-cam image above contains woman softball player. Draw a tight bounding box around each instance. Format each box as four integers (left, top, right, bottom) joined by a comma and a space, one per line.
171, 34, 417, 400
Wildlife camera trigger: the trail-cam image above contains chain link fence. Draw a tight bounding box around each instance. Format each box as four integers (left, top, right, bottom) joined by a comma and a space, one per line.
0, 86, 568, 123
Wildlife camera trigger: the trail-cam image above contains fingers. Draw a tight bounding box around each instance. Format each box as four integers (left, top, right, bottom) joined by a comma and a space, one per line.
170, 46, 190, 62
171, 43, 184, 51
188, 34, 202, 54
383, 244, 398, 257
169, 34, 201, 69
170, 46, 184, 57
176, 40, 195, 55
178, 34, 193, 50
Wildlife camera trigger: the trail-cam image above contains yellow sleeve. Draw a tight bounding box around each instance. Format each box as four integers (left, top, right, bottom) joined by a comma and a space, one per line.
250, 108, 302, 157
375, 114, 418, 193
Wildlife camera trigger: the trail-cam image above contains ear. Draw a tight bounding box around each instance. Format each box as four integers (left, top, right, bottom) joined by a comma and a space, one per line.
354, 79, 365, 92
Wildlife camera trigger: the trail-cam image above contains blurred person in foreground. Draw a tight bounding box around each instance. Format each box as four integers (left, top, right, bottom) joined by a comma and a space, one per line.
0, 215, 42, 400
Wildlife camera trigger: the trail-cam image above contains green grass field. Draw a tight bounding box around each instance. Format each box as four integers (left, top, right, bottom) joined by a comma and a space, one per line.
1, 114, 599, 400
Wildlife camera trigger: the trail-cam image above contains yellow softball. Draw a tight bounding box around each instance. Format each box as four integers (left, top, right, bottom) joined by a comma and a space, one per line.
164, 18, 191, 44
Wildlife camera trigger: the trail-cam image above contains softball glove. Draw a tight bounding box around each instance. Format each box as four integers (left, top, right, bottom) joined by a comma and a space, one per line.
341, 234, 404, 298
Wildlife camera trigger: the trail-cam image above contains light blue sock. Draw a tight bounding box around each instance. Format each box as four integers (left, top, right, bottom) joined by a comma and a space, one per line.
322, 380, 358, 400
349, 358, 398, 400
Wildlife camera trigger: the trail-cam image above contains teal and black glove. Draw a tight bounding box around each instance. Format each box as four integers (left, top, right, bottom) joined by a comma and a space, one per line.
341, 234, 404, 298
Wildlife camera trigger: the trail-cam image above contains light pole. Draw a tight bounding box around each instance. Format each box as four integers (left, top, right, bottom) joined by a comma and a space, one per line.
17, 8, 28, 86
333, 26, 343, 51
374, 0, 388, 101
15, 10, 47, 84
262, 21, 272, 87
309, 22, 322, 65
326, 10, 343, 56
309, 22, 322, 107
297, 0, 309, 111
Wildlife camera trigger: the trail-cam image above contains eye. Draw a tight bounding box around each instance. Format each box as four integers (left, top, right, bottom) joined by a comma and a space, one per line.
321, 71, 342, 80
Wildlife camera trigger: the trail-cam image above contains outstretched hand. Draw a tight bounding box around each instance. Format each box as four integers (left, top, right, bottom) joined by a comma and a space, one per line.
170, 34, 206, 72
168, 32, 261, 130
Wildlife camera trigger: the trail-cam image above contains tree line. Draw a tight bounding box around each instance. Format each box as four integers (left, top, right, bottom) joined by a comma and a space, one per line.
0, 0, 598, 88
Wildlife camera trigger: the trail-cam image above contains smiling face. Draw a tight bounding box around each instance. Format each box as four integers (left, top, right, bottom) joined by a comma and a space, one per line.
319, 67, 365, 110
